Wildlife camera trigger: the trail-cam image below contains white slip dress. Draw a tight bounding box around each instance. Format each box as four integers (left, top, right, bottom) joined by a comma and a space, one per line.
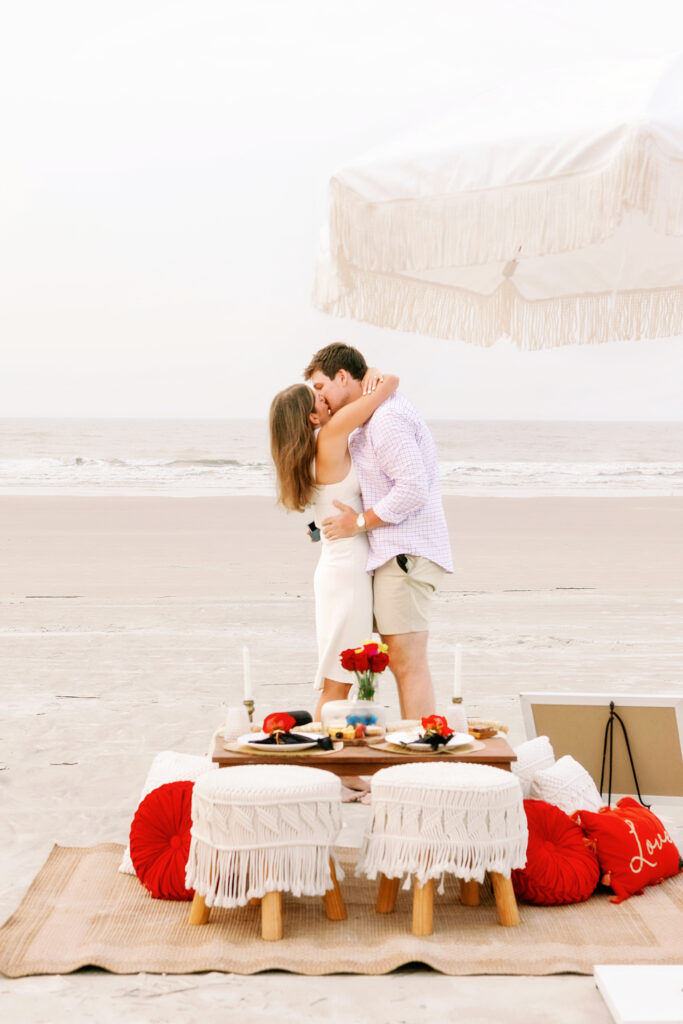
311, 459, 373, 690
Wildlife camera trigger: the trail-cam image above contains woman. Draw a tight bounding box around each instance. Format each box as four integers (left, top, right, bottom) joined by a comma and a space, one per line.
270, 368, 398, 719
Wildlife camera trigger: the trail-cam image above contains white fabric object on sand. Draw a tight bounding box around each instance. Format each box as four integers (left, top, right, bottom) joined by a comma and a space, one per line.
358, 762, 527, 891
512, 735, 556, 798
185, 764, 343, 909
529, 755, 604, 815
118, 750, 216, 875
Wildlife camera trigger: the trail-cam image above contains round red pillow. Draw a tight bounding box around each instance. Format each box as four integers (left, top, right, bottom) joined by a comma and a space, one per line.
512, 799, 600, 905
129, 780, 195, 901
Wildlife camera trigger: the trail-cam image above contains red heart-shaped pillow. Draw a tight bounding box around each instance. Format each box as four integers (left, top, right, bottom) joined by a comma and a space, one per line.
573, 798, 680, 903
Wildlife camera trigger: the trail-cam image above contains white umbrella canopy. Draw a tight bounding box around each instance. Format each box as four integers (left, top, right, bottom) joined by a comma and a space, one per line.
313, 54, 683, 349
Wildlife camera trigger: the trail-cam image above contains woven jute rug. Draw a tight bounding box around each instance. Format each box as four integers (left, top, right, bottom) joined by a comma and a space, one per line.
1, 844, 682, 977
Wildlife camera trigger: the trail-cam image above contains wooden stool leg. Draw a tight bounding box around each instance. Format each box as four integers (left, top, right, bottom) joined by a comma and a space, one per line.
412, 878, 434, 936
261, 891, 283, 940
460, 878, 480, 906
188, 892, 210, 926
491, 872, 519, 927
376, 873, 400, 913
323, 858, 347, 921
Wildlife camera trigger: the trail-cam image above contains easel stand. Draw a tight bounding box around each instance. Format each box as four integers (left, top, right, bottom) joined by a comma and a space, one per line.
599, 700, 650, 808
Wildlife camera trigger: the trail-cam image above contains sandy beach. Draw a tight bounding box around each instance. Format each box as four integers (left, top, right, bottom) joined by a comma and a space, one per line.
2, 494, 682, 1019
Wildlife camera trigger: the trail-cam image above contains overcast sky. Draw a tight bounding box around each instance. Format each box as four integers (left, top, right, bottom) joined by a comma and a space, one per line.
1, 0, 682, 420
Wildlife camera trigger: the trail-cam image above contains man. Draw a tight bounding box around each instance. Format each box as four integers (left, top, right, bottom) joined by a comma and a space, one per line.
304, 342, 452, 718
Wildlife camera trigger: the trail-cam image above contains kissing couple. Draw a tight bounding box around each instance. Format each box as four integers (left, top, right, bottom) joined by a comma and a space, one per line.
270, 343, 453, 722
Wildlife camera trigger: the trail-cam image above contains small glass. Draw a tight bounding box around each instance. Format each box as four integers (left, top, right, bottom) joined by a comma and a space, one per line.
448, 700, 469, 735
223, 705, 251, 741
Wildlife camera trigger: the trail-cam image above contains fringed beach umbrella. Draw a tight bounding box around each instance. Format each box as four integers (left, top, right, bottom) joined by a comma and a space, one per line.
313, 54, 683, 349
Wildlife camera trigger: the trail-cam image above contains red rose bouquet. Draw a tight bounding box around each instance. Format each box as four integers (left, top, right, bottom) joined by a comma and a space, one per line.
339, 641, 390, 700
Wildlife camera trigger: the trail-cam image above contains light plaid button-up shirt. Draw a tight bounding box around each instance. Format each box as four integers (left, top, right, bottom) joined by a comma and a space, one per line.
349, 393, 453, 573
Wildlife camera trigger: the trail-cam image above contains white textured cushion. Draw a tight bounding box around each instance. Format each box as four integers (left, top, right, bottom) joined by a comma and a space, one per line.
187, 765, 343, 908
359, 762, 528, 886
529, 755, 604, 815
118, 750, 216, 874
511, 735, 555, 798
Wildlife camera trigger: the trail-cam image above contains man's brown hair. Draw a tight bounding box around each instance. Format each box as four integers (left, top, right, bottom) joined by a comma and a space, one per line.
304, 343, 367, 382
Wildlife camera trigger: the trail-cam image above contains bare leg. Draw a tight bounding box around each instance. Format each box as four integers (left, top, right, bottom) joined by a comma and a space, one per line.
315, 678, 366, 798
382, 631, 435, 719
314, 678, 351, 721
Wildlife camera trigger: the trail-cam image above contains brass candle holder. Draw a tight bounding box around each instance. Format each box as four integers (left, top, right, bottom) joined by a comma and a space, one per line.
243, 698, 255, 724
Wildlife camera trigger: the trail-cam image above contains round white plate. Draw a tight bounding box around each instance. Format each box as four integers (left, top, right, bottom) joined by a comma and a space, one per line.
385, 730, 473, 752
237, 731, 319, 752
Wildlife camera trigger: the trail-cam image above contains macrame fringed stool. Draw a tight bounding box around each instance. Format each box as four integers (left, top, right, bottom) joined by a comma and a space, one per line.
357, 763, 528, 935
185, 765, 346, 940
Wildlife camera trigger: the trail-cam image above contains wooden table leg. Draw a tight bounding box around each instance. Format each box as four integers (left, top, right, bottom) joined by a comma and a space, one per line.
412, 878, 434, 936
491, 872, 519, 926
188, 891, 210, 926
376, 873, 400, 913
460, 878, 480, 906
323, 859, 347, 921
261, 890, 283, 940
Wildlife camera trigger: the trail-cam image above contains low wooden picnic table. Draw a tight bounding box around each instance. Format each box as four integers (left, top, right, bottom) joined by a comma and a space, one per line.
211, 734, 516, 778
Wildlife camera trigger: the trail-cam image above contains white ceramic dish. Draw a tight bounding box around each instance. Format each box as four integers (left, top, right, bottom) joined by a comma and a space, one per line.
385, 730, 473, 752
237, 731, 319, 752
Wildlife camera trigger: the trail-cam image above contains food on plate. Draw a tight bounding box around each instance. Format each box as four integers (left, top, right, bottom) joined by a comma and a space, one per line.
467, 718, 508, 740
326, 723, 356, 740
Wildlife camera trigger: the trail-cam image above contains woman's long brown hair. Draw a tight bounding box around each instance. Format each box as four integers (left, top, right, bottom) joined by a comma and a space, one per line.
269, 384, 317, 512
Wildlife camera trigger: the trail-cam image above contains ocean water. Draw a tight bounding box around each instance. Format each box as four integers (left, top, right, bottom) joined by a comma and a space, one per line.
0, 418, 682, 497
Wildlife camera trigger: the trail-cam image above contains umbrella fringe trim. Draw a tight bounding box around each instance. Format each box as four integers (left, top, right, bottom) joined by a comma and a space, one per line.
314, 259, 683, 349
329, 134, 683, 272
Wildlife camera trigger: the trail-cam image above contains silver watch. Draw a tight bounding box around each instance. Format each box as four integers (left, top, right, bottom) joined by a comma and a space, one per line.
356, 512, 366, 532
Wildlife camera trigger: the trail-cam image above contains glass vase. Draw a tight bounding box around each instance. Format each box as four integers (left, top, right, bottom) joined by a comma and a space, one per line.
320, 697, 386, 743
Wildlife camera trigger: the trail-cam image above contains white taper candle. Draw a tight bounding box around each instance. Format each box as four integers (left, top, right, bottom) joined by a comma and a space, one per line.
242, 645, 253, 701
453, 644, 463, 700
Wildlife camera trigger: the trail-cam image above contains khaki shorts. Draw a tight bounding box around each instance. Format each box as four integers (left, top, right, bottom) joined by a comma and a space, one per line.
373, 555, 445, 635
